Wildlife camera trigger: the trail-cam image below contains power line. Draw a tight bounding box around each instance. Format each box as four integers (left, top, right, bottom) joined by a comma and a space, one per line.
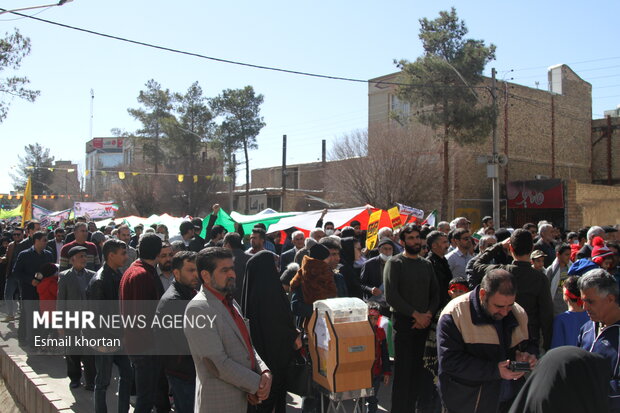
0, 8, 489, 90
510, 56, 620, 73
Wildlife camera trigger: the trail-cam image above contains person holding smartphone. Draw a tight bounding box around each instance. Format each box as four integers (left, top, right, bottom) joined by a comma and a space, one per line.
437, 269, 538, 413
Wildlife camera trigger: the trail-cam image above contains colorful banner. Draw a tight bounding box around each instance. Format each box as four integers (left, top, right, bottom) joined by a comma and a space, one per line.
365, 210, 382, 250
387, 206, 403, 230
33, 204, 72, 225
396, 203, 424, 220
73, 201, 119, 220
0, 204, 22, 220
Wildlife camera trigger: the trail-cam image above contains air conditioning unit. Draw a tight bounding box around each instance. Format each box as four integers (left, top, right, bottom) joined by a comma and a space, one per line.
534, 175, 549, 180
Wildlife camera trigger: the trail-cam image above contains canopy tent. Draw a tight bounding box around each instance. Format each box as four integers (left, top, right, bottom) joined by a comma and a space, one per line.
93, 205, 422, 239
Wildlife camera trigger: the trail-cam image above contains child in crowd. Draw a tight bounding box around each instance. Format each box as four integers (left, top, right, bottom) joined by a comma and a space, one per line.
32, 262, 59, 349
550, 276, 590, 348
366, 301, 391, 413
530, 250, 547, 272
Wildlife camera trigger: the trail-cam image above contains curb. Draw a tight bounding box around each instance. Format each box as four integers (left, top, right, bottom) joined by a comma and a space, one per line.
0, 346, 72, 413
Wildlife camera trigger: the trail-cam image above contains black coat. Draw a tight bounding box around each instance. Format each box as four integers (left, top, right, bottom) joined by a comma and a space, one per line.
426, 252, 453, 308
279, 248, 296, 275
86, 264, 123, 342
360, 256, 384, 297
241, 250, 297, 372
155, 279, 196, 381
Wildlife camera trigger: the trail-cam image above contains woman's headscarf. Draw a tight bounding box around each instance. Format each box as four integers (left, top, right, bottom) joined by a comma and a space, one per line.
509, 346, 611, 413
241, 250, 297, 371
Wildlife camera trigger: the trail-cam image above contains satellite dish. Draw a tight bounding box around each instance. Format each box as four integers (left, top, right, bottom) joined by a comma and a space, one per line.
497, 154, 508, 167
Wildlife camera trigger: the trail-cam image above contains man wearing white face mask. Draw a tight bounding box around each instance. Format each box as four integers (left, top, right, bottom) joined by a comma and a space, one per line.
361, 239, 394, 302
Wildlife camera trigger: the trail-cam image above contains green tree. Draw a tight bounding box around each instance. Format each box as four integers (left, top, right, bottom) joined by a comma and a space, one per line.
211, 86, 265, 213
11, 143, 55, 194
396, 8, 496, 219
127, 79, 174, 173
162, 82, 220, 215
0, 28, 40, 123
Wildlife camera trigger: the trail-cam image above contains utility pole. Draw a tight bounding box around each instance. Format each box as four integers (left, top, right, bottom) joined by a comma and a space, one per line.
89, 89, 94, 140
490, 68, 501, 228
281, 135, 287, 211
228, 154, 236, 211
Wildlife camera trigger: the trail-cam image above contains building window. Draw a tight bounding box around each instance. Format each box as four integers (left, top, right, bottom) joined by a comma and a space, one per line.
390, 95, 411, 121
285, 167, 299, 189
267, 195, 281, 211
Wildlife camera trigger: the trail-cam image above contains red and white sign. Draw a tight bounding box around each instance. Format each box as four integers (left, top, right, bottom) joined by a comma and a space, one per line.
507, 179, 564, 209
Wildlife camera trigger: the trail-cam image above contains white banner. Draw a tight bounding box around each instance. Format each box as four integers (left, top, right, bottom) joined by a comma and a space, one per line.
396, 203, 425, 220
73, 201, 119, 220
33, 204, 72, 226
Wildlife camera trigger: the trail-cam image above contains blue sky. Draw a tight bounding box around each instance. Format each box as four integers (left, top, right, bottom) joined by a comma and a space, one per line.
0, 0, 618, 194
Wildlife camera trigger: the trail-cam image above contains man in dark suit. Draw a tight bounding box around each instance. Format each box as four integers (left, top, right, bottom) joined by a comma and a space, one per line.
361, 238, 394, 300
46, 227, 65, 264
279, 230, 305, 274
87, 239, 131, 413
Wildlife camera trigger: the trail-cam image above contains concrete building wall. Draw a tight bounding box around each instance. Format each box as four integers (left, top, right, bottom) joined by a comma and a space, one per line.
566, 180, 620, 229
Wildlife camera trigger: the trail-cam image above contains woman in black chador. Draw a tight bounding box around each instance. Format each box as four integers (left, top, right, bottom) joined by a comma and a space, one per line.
242, 250, 300, 413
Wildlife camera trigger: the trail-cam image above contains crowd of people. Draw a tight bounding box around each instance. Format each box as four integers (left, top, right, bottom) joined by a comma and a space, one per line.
0, 206, 619, 413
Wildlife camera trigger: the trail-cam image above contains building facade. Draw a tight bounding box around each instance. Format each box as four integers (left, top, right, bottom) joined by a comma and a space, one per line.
368, 64, 605, 229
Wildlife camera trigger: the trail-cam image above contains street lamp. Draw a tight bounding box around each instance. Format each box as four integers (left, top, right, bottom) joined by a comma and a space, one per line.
0, 0, 73, 15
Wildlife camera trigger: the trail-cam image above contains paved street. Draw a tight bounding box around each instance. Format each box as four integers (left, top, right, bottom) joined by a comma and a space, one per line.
0, 308, 390, 412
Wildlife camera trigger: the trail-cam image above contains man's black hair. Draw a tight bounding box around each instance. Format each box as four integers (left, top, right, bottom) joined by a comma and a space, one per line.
32, 231, 46, 242
172, 250, 197, 272
324, 221, 334, 228
577, 227, 589, 242
453, 228, 469, 240
223, 232, 243, 249
26, 220, 39, 231
253, 222, 267, 231
54, 227, 65, 235
426, 230, 447, 249
138, 233, 163, 260
556, 243, 571, 255
210, 225, 226, 240
399, 224, 421, 242
251, 227, 266, 240
510, 229, 534, 257
196, 247, 233, 284
179, 221, 195, 237
481, 269, 516, 297
102, 238, 126, 261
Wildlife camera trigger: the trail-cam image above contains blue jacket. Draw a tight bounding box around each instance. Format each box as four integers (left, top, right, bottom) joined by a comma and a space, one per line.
578, 320, 620, 411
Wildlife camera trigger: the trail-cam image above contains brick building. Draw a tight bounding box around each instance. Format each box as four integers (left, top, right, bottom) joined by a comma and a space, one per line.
248, 64, 618, 229
368, 64, 620, 230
